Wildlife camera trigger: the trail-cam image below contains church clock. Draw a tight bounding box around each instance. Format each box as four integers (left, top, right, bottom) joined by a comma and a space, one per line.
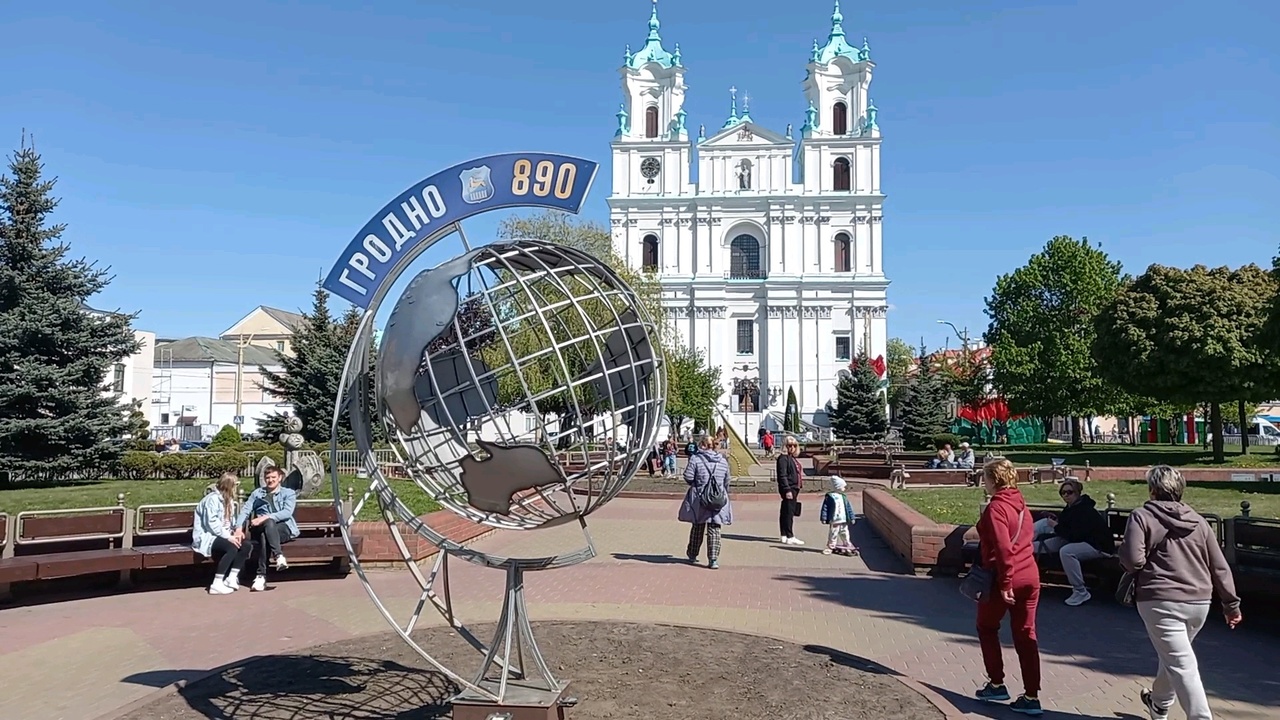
640, 157, 661, 184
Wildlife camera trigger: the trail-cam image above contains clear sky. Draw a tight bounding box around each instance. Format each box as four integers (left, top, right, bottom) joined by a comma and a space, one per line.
1, 0, 1276, 352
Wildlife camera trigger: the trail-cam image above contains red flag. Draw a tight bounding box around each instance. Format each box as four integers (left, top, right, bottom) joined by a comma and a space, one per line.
871, 354, 886, 378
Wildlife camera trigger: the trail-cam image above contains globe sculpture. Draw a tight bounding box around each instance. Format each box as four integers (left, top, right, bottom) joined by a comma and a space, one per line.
330, 228, 666, 716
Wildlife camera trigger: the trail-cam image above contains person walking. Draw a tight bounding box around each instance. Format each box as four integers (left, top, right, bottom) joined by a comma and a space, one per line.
1119, 465, 1242, 720
974, 458, 1043, 715
679, 437, 733, 569
775, 436, 804, 545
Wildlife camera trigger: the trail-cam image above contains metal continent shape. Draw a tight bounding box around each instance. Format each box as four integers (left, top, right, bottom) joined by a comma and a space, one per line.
324, 152, 664, 709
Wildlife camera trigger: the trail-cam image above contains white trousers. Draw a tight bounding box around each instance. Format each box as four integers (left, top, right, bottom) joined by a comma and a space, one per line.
1032, 520, 1109, 592
826, 522, 852, 549
1137, 600, 1213, 720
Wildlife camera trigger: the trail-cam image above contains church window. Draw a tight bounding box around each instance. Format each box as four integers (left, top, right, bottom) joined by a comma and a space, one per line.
729, 234, 763, 279
832, 157, 851, 191
644, 106, 659, 138
835, 336, 851, 361
834, 232, 851, 272
833, 101, 848, 135
736, 319, 755, 355
641, 234, 659, 271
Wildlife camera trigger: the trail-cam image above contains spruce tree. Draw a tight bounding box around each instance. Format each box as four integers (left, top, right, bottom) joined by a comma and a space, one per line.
899, 362, 951, 450
783, 386, 801, 433
0, 144, 141, 483
831, 354, 888, 442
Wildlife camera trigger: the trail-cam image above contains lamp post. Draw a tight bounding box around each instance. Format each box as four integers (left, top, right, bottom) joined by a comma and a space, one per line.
936, 319, 968, 353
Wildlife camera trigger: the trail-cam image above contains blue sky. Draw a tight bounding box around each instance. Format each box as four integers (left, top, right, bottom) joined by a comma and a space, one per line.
1, 0, 1276, 351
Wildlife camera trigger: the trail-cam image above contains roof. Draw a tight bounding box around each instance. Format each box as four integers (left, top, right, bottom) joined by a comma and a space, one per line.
155, 336, 283, 366
260, 306, 306, 331
624, 1, 680, 71
810, 1, 871, 67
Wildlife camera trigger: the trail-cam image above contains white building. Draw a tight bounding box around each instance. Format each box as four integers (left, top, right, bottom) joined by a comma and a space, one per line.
149, 336, 292, 439
608, 1, 890, 439
83, 303, 155, 410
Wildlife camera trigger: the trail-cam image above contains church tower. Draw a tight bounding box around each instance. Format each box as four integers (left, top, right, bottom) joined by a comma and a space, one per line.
610, 1, 694, 200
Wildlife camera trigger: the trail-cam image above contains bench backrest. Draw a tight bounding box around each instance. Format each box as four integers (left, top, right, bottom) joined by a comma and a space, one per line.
134, 506, 198, 547
294, 503, 342, 537
15, 509, 127, 555
1234, 517, 1280, 551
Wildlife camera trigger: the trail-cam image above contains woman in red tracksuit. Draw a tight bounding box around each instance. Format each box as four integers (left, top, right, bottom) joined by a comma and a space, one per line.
974, 458, 1043, 716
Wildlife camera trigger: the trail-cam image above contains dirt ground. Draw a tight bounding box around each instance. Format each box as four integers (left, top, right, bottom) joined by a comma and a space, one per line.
125, 622, 944, 720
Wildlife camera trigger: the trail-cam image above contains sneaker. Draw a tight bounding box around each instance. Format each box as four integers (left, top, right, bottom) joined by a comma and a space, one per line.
686, 553, 698, 564
208, 580, 235, 595
786, 537, 805, 546
1140, 689, 1169, 720
1065, 589, 1091, 606
250, 575, 266, 592
822, 548, 834, 555
780, 536, 791, 544
975, 683, 1011, 702
223, 572, 240, 591
708, 560, 719, 570
1010, 695, 1043, 715
274, 554, 289, 571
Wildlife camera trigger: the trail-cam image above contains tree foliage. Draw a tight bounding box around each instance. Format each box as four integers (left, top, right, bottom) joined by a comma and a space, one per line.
783, 386, 801, 433
260, 285, 363, 445
664, 344, 721, 431
898, 356, 952, 450
885, 337, 914, 412
0, 144, 141, 483
1093, 263, 1279, 462
830, 354, 888, 442
984, 236, 1125, 448
210, 424, 242, 448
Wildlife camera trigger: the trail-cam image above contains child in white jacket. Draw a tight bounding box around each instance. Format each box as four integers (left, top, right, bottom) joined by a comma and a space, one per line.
819, 475, 858, 556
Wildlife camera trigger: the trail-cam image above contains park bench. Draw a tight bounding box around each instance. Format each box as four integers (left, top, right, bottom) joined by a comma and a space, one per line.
2, 506, 140, 599
133, 501, 362, 574
1224, 506, 1280, 586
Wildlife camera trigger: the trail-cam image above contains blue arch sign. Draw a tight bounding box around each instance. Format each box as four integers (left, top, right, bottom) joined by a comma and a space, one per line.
323, 152, 599, 309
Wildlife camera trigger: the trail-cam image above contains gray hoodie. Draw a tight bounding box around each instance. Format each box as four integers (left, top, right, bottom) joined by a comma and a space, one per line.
1119, 500, 1240, 612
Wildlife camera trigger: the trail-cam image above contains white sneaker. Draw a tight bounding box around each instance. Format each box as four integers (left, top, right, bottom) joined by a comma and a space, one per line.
787, 537, 805, 546
274, 554, 289, 571
822, 548, 834, 555
780, 536, 791, 544
208, 580, 235, 595
251, 575, 266, 592
223, 572, 240, 591
1065, 589, 1092, 606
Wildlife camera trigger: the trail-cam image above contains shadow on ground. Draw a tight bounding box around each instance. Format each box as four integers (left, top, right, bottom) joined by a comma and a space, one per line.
923, 683, 1144, 720
779, 570, 1280, 710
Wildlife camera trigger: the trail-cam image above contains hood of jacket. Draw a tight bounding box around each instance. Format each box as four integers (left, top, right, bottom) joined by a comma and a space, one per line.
1072, 494, 1097, 512
988, 486, 1027, 516
1142, 500, 1200, 538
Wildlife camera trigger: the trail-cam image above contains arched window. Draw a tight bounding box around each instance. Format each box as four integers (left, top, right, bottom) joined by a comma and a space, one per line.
641, 234, 659, 271
832, 101, 848, 135
729, 234, 763, 279
644, 106, 659, 138
834, 232, 851, 272
832, 157, 851, 191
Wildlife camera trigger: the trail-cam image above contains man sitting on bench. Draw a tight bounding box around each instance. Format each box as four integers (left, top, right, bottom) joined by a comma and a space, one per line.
1032, 478, 1115, 607
233, 465, 299, 592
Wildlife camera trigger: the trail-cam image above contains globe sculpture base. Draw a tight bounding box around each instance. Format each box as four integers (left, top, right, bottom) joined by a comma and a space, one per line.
450, 681, 575, 720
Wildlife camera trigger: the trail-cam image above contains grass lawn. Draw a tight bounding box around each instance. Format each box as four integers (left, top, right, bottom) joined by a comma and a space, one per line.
0, 477, 441, 523
890, 480, 1280, 526
987, 443, 1280, 468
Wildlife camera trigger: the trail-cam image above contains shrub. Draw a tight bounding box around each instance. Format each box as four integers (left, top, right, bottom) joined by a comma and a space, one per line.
126, 438, 157, 451
210, 424, 242, 449
158, 453, 203, 479
201, 452, 249, 478
932, 433, 961, 451
118, 451, 160, 480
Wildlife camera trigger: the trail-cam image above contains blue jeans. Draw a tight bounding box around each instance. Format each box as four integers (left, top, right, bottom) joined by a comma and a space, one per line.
663, 456, 677, 474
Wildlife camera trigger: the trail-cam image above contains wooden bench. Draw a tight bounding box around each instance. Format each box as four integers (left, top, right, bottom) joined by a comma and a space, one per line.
133, 501, 362, 574
7, 507, 140, 596
1225, 515, 1280, 583
961, 506, 1128, 595
0, 513, 40, 599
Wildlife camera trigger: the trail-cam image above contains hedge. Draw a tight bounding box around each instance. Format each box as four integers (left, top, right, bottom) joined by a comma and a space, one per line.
116, 451, 266, 480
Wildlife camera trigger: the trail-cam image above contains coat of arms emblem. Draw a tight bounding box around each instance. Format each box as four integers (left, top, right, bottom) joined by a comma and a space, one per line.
459, 166, 495, 205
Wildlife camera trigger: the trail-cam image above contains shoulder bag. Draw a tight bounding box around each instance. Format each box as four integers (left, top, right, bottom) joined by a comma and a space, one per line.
960, 507, 1027, 603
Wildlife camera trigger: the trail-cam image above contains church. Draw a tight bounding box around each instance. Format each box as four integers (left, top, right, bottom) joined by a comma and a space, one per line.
607, 1, 890, 440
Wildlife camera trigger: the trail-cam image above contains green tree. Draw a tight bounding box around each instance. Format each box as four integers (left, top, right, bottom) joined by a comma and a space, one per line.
783, 386, 801, 433
125, 401, 150, 442
0, 144, 141, 484
664, 345, 721, 432
210, 424, 242, 449
898, 356, 952, 450
260, 285, 362, 445
1093, 263, 1279, 463
984, 236, 1126, 449
830, 355, 888, 442
885, 337, 915, 413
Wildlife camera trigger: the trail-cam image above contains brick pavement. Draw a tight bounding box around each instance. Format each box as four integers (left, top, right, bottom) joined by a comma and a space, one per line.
0, 494, 1276, 719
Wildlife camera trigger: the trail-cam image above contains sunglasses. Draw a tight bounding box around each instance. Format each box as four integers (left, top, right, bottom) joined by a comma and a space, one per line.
1059, 489, 1077, 498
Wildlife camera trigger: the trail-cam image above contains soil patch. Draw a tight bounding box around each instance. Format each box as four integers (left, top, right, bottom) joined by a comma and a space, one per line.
124, 621, 946, 720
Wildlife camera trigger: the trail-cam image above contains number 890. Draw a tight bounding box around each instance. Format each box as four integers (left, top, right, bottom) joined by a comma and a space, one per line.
511, 159, 577, 200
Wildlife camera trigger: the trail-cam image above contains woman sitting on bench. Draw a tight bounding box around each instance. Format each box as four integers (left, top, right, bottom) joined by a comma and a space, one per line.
1032, 478, 1115, 607
193, 473, 252, 595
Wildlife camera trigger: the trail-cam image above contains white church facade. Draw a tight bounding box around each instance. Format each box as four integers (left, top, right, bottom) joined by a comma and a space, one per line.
607, 1, 890, 439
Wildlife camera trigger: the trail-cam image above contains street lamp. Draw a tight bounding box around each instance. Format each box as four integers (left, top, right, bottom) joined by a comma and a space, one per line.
936, 319, 968, 352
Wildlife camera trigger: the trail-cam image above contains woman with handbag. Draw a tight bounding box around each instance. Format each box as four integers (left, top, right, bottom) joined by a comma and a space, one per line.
972, 459, 1043, 715
1118, 465, 1241, 720
775, 436, 804, 546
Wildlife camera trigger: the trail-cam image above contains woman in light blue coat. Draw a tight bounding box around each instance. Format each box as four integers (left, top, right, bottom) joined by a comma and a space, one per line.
679, 437, 733, 569
193, 473, 252, 595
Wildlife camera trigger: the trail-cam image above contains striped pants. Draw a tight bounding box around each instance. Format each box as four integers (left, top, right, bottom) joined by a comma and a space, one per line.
687, 522, 722, 562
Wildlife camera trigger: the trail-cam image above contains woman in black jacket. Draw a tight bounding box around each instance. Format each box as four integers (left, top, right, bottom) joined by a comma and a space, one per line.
1033, 479, 1115, 606
775, 436, 804, 545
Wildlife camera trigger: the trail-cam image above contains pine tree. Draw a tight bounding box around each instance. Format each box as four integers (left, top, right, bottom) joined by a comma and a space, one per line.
783, 386, 801, 433
260, 285, 360, 445
0, 144, 141, 483
830, 354, 888, 442
899, 360, 952, 450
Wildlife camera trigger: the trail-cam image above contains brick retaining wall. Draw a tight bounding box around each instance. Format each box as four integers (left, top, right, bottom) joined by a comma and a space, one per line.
862, 489, 974, 575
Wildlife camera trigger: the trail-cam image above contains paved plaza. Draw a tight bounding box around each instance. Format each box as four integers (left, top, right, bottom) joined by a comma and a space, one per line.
1, 494, 1277, 720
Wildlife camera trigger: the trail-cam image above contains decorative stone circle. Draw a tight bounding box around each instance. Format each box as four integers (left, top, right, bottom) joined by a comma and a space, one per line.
118, 622, 948, 720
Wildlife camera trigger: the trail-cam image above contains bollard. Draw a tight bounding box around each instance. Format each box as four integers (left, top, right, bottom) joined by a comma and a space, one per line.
1106, 492, 1116, 510
347, 487, 356, 523
117, 492, 126, 507
1241, 500, 1251, 518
